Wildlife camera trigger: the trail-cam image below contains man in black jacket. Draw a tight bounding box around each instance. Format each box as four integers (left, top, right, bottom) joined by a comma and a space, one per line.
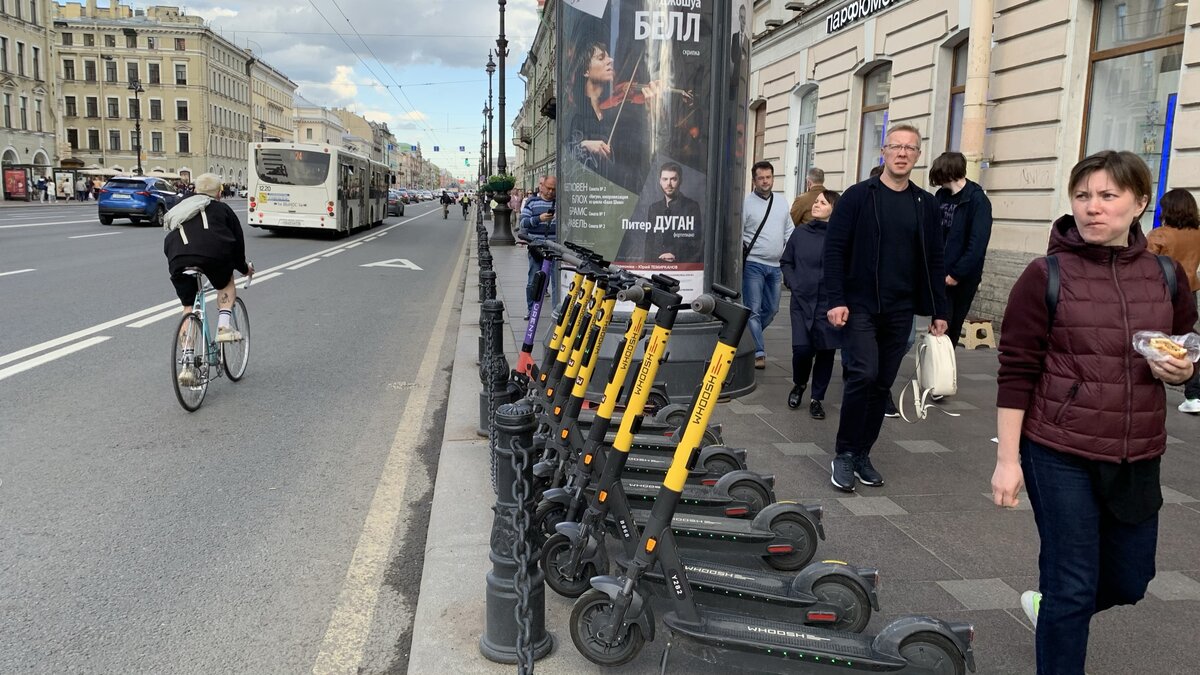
823, 123, 948, 492
930, 151, 993, 348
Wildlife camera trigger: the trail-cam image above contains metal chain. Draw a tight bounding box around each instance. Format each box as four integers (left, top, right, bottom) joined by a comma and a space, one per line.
480, 304, 500, 494
510, 437, 535, 674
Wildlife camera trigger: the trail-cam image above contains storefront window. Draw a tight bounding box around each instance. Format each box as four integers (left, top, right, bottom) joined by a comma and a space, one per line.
859, 64, 891, 179
1085, 0, 1185, 229
948, 42, 968, 152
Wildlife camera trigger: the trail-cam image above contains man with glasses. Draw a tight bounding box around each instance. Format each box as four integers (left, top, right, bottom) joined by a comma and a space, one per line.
823, 123, 948, 492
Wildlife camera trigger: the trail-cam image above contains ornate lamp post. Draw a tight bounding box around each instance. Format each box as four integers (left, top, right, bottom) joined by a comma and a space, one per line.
489, 1, 516, 245
128, 79, 144, 176
259, 120, 266, 142
486, 52, 496, 178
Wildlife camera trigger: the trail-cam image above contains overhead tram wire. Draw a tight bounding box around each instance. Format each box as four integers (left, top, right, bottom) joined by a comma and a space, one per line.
303, 0, 443, 150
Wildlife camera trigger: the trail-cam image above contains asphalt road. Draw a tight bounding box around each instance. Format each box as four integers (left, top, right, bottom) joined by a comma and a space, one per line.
0, 198, 470, 673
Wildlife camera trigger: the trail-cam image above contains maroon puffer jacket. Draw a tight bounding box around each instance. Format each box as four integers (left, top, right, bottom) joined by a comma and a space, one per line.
997, 215, 1197, 463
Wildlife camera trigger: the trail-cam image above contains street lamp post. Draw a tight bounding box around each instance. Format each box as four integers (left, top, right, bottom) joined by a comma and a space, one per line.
128, 79, 144, 176
485, 53, 495, 179
488, 2, 516, 245
259, 120, 266, 142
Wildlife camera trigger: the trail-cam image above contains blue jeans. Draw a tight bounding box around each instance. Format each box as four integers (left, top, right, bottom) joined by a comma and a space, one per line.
742, 261, 782, 357
835, 311, 912, 457
1021, 437, 1158, 674
525, 238, 558, 312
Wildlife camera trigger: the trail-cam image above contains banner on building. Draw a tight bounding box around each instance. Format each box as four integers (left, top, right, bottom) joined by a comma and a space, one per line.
4, 169, 28, 199
558, 0, 717, 302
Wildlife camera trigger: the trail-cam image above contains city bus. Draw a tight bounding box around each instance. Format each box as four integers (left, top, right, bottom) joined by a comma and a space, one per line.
247, 142, 392, 234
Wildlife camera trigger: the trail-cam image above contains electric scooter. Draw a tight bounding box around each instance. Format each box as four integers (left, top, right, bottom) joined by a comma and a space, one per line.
568, 286, 976, 673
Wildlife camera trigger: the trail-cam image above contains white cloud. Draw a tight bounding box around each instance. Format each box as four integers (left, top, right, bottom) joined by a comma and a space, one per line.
299, 66, 359, 107
189, 6, 238, 23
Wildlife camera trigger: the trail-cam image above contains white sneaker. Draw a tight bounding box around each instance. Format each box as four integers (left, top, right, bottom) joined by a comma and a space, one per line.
217, 326, 243, 343
1179, 398, 1200, 414
177, 366, 198, 386
1021, 590, 1041, 629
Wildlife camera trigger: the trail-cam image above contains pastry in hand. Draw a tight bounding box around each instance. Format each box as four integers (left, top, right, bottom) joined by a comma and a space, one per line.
1150, 337, 1187, 359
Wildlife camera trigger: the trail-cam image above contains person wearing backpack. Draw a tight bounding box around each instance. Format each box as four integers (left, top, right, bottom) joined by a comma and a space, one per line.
931, 152, 993, 349
992, 151, 1196, 674
1146, 188, 1200, 413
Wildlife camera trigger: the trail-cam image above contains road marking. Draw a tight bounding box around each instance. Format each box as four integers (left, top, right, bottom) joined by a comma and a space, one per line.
323, 249, 345, 257
0, 336, 111, 382
126, 272, 284, 328
346, 242, 363, 249
0, 219, 99, 229
311, 224, 466, 675
288, 259, 321, 271
0, 269, 35, 277
360, 259, 422, 270
68, 232, 121, 239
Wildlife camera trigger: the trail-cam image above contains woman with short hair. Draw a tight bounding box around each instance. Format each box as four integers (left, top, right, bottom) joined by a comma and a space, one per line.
1147, 187, 1200, 412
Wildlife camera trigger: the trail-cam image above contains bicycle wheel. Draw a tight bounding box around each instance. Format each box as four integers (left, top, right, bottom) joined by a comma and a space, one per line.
222, 297, 250, 381
172, 313, 208, 411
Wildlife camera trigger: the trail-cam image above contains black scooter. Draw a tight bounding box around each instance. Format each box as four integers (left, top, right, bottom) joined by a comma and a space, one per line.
569, 286, 976, 673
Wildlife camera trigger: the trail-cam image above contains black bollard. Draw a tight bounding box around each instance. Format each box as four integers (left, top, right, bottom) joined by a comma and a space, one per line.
478, 300, 519, 434
480, 400, 555, 664
479, 249, 493, 272
479, 269, 497, 304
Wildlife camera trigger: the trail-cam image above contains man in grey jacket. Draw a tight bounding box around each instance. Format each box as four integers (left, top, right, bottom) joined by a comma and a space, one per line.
742, 161, 794, 369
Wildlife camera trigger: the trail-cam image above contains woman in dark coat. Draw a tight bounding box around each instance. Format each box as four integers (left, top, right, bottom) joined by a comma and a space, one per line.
781, 189, 841, 419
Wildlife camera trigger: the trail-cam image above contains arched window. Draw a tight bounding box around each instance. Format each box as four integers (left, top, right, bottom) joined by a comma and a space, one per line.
1084, 0, 1186, 227
947, 42, 968, 152
795, 87, 818, 194
859, 64, 891, 179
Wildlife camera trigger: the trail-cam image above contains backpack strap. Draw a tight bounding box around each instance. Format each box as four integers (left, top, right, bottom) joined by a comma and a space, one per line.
1045, 255, 1060, 334
1156, 255, 1177, 299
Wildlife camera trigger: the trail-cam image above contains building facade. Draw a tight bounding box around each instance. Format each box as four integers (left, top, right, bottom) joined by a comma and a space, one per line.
513, 0, 556, 192
749, 0, 1198, 319
293, 94, 347, 146
250, 56, 295, 144
1, 0, 56, 200
52, 1, 254, 184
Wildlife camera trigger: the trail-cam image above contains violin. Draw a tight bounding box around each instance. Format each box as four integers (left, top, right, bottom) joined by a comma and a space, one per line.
598, 80, 695, 110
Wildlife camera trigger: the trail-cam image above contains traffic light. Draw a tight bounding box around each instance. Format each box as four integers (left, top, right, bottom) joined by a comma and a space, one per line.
465, 158, 470, 166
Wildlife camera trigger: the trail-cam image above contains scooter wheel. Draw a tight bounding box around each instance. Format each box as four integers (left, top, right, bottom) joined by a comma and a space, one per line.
702, 454, 739, 477
653, 403, 689, 428
532, 501, 567, 550
726, 479, 771, 515
570, 589, 645, 666
898, 633, 966, 675
764, 512, 819, 571
542, 534, 598, 598
811, 575, 872, 633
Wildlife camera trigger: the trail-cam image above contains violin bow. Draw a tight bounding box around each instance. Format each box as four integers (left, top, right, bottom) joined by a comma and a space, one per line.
605, 52, 644, 148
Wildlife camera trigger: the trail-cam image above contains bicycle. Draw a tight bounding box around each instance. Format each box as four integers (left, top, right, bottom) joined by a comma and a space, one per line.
171, 266, 251, 411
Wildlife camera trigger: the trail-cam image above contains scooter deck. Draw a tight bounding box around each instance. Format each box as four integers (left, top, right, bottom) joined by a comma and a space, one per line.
640, 557, 808, 605
631, 508, 771, 540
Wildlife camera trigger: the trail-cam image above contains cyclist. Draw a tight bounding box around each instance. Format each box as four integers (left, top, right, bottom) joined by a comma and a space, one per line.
164, 173, 253, 383
440, 190, 453, 219
460, 193, 470, 219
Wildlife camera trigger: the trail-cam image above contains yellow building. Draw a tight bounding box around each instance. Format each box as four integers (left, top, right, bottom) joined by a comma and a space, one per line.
0, 0, 56, 200
250, 57, 294, 144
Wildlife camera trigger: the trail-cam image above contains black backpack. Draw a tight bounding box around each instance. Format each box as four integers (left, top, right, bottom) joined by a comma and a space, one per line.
1044, 254, 1177, 331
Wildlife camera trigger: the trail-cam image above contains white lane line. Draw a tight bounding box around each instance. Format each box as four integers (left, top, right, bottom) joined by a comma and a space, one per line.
0, 208, 440, 369
288, 258, 321, 271
346, 242, 362, 249
68, 232, 121, 239
0, 269, 35, 277
0, 336, 111, 382
0, 219, 99, 229
323, 249, 345, 257
126, 272, 285, 328
244, 271, 282, 287
311, 221, 466, 674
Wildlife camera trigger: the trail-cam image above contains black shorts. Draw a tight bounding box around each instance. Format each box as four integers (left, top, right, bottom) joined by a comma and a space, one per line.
169, 256, 235, 306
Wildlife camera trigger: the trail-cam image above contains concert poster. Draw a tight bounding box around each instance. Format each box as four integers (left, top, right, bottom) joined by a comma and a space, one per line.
558, 0, 715, 303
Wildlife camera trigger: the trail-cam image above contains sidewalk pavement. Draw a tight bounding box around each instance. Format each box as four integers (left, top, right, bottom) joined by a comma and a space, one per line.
407, 232, 1200, 674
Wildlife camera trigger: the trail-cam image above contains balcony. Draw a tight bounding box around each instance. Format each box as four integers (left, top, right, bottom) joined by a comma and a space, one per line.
518, 126, 532, 144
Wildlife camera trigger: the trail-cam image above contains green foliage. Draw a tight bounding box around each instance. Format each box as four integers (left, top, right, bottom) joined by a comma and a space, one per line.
486, 173, 516, 193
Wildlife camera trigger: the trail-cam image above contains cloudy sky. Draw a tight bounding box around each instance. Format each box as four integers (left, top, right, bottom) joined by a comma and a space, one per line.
176, 0, 543, 179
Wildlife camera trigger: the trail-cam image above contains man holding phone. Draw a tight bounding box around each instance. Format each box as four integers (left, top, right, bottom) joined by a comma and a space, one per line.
519, 175, 558, 320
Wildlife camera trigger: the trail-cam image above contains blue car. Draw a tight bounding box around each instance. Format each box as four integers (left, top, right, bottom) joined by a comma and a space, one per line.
98, 176, 181, 227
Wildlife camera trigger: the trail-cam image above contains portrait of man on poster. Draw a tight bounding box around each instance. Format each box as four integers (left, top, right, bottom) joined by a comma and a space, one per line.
617, 161, 704, 264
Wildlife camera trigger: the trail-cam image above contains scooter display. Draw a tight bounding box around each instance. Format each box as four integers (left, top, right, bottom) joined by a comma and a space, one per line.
568, 286, 976, 673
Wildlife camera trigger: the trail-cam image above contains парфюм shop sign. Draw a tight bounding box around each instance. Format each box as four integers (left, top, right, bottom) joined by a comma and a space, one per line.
826, 0, 910, 34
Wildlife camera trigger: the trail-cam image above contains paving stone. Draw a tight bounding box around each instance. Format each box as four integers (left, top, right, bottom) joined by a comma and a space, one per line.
1147, 571, 1200, 601
961, 373, 995, 381
773, 441, 826, 457
803, 515, 960, 582
893, 510, 1040, 578
1167, 435, 1185, 444
894, 439, 953, 453
837, 495, 909, 516
936, 578, 1021, 610
930, 399, 978, 411
723, 399, 771, 415
1161, 485, 1197, 504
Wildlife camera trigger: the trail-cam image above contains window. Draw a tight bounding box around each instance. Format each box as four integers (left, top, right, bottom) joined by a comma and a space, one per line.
174, 63, 186, 85
127, 61, 138, 83
306, 127, 313, 140
947, 42, 968, 152
125, 33, 136, 49
795, 87, 818, 194
85, 96, 97, 118
106, 97, 119, 118
177, 132, 190, 153
2, 94, 9, 127
105, 34, 116, 48
174, 38, 185, 51
148, 63, 160, 84
18, 96, 25, 129
1084, 0, 1187, 229
108, 129, 121, 151
61, 32, 73, 46
128, 98, 139, 119
87, 129, 99, 150
15, 41, 23, 76
147, 36, 157, 50
83, 33, 94, 47
84, 59, 96, 82
31, 46, 38, 80
0, 37, 7, 73
29, 1, 37, 25
105, 59, 117, 82
62, 59, 74, 80
858, 64, 892, 179
130, 130, 140, 151
64, 96, 77, 117
175, 100, 188, 121
149, 99, 162, 120
752, 105, 766, 161
67, 128, 79, 150
151, 131, 162, 153
34, 98, 41, 131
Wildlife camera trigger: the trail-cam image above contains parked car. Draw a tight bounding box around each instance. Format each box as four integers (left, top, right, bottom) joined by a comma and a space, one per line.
98, 176, 181, 227
396, 188, 412, 204
387, 189, 406, 217
237, 187, 248, 198
420, 190, 434, 201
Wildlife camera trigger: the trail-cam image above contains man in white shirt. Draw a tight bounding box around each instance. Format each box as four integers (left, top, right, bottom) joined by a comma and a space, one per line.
742, 160, 794, 369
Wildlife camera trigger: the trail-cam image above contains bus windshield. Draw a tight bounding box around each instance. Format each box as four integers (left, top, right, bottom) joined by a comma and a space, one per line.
255, 149, 330, 186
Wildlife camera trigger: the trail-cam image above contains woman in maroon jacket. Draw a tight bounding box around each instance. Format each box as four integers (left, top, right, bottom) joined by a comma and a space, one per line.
992, 151, 1196, 674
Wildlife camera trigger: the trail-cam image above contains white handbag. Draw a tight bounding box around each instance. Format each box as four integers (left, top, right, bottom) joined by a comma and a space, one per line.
899, 333, 960, 422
